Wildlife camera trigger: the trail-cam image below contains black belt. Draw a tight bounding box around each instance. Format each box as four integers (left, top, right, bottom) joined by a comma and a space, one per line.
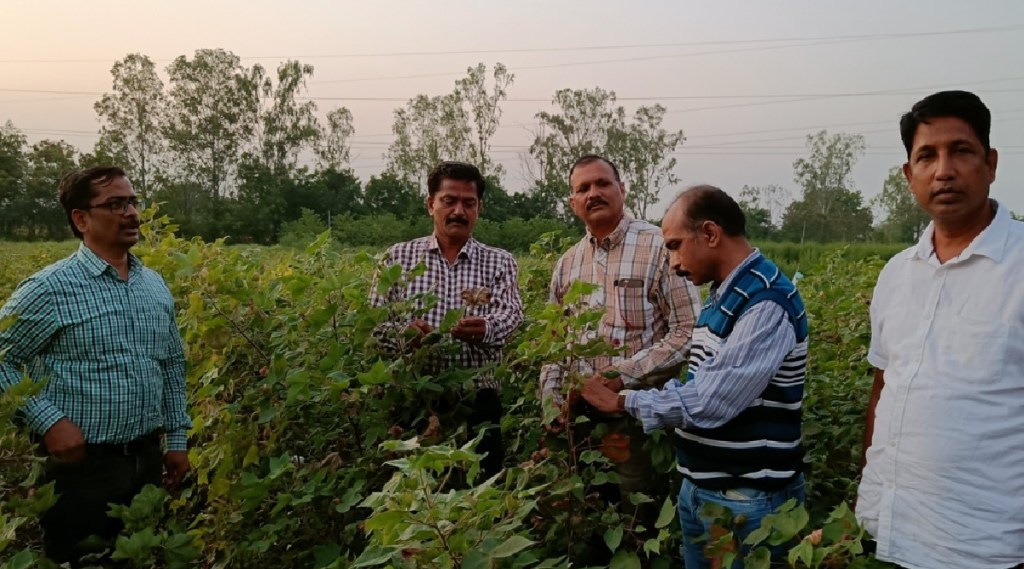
87, 430, 163, 456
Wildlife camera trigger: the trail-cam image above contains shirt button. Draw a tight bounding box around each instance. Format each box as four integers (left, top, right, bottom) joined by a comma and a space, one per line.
889, 440, 896, 447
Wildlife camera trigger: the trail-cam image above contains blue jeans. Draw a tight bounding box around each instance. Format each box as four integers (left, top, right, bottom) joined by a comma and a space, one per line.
677, 474, 805, 569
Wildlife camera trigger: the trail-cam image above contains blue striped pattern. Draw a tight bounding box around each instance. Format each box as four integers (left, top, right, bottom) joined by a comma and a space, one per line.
679, 252, 807, 489
625, 250, 808, 490
0, 244, 191, 450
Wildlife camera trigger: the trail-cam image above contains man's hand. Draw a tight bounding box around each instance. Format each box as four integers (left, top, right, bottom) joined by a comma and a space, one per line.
163, 451, 190, 492
43, 418, 86, 463
451, 317, 487, 344
405, 319, 434, 347
591, 372, 624, 393
581, 375, 624, 413
409, 319, 433, 335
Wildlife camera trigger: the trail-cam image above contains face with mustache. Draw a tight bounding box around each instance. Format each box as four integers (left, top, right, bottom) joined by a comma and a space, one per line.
427, 178, 481, 247
903, 116, 998, 229
73, 175, 142, 254
569, 159, 626, 236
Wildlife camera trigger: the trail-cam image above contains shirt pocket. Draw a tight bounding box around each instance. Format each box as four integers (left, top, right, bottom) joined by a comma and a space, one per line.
138, 307, 172, 360
606, 279, 653, 331
936, 313, 1007, 384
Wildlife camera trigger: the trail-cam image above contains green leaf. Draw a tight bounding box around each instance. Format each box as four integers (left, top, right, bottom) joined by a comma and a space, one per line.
357, 359, 390, 385
312, 543, 342, 568
642, 537, 660, 556
364, 510, 407, 531
609, 549, 642, 569
603, 525, 623, 552
489, 535, 534, 559
787, 539, 814, 568
352, 546, 395, 567
745, 546, 772, 569
655, 496, 676, 529
3, 549, 35, 569
628, 491, 654, 506
744, 522, 770, 546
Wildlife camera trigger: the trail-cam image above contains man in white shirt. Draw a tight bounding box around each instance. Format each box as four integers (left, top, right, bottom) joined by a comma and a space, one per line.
856, 90, 1024, 569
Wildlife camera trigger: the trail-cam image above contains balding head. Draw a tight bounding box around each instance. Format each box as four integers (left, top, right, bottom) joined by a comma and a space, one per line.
666, 185, 746, 237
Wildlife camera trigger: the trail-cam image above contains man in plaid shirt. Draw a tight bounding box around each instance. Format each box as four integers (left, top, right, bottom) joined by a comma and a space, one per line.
370, 162, 523, 476
540, 155, 701, 541
0, 166, 191, 565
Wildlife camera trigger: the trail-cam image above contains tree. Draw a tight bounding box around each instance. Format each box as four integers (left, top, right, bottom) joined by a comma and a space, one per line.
317, 107, 355, 171
738, 184, 791, 240
385, 93, 472, 192
20, 140, 78, 238
162, 49, 260, 218
363, 172, 422, 218
528, 87, 624, 186
781, 131, 872, 242
94, 53, 167, 199
0, 121, 27, 237
251, 60, 320, 176
607, 104, 685, 220
872, 165, 929, 242
455, 63, 514, 179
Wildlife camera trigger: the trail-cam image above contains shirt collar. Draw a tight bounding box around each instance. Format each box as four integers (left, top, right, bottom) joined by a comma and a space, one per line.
428, 234, 478, 261
908, 199, 1010, 264
710, 248, 762, 303
75, 242, 141, 278
588, 214, 632, 250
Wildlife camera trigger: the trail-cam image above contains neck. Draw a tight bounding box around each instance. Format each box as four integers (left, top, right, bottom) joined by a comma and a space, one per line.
713, 241, 755, 287
435, 234, 469, 264
588, 215, 623, 242
931, 201, 996, 263
84, 240, 131, 279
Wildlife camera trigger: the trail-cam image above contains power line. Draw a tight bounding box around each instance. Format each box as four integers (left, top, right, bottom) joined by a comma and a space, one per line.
2, 24, 1020, 65
314, 25, 1024, 85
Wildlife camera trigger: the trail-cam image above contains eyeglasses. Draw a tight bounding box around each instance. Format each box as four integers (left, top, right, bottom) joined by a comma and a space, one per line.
82, 197, 142, 215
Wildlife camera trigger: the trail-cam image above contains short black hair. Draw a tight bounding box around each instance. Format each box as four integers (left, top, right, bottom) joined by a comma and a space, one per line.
673, 184, 746, 237
58, 166, 127, 239
427, 161, 485, 198
900, 90, 991, 156
568, 154, 621, 185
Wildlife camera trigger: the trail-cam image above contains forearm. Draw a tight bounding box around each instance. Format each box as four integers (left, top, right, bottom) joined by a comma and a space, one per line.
615, 327, 690, 388
539, 364, 565, 403
618, 262, 699, 388
624, 379, 689, 432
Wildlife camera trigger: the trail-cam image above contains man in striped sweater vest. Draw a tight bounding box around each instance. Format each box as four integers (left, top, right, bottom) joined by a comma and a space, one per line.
583, 185, 809, 568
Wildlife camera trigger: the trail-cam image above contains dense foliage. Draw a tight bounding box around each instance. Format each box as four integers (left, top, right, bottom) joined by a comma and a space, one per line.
0, 220, 902, 568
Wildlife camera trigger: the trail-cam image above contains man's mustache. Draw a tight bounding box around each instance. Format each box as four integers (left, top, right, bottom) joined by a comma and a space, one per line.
586, 199, 608, 210
446, 217, 469, 226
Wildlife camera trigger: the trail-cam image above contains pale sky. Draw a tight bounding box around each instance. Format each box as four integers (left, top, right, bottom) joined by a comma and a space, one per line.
2, 0, 1023, 219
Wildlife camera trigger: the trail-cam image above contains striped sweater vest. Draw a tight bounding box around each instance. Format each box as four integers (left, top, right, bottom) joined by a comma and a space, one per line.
675, 254, 809, 490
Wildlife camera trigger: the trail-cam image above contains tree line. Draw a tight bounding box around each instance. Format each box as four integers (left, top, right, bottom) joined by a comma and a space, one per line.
0, 49, 931, 245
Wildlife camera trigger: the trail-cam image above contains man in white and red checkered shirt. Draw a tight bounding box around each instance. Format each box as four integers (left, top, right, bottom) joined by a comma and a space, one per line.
540, 155, 701, 554
370, 161, 523, 476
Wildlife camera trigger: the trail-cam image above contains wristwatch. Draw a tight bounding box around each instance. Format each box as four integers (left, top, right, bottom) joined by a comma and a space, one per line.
616, 393, 626, 412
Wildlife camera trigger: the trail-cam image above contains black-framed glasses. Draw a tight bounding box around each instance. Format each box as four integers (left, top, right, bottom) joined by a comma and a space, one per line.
82, 197, 142, 215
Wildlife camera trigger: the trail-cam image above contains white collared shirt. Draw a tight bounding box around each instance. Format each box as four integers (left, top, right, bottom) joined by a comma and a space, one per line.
856, 201, 1024, 569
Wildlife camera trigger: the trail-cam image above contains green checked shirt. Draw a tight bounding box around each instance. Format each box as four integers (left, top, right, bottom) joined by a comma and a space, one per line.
0, 243, 191, 451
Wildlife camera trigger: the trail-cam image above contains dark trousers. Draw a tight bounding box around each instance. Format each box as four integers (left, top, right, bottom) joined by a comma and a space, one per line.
40, 434, 163, 566
467, 388, 505, 478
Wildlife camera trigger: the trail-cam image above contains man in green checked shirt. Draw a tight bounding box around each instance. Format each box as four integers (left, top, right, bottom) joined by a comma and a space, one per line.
0, 166, 192, 565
